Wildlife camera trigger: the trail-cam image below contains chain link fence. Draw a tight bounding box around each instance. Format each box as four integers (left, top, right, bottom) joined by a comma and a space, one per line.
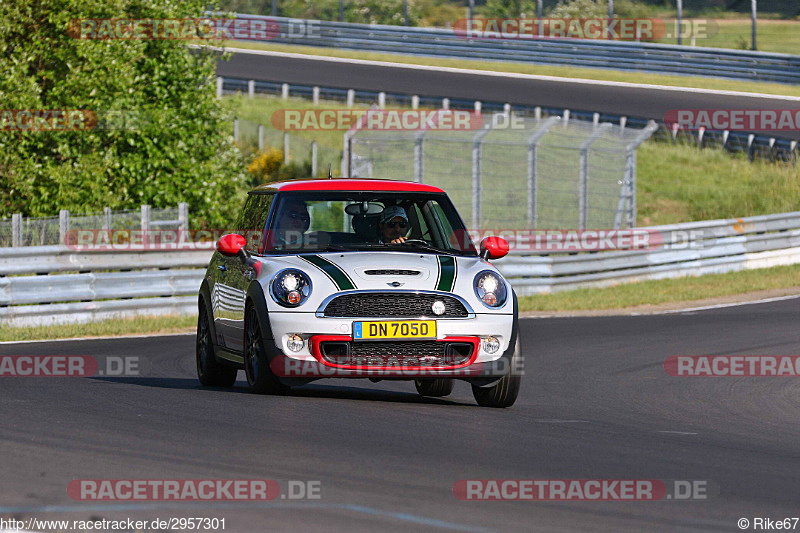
345, 113, 657, 230
0, 205, 188, 247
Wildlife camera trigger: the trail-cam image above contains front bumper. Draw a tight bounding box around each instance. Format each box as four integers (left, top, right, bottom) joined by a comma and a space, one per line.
266, 311, 515, 380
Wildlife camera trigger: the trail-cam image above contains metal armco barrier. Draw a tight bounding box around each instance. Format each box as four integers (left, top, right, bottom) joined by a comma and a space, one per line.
3, 211, 800, 326
236, 15, 800, 85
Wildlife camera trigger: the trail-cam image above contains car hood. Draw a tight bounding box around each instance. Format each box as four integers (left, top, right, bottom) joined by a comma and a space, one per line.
257, 251, 511, 314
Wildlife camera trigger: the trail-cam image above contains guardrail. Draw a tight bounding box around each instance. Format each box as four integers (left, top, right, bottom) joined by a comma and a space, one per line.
221, 77, 799, 163
2, 211, 800, 326
235, 15, 800, 85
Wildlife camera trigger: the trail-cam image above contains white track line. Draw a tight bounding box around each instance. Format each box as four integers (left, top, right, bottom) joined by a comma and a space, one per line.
0, 332, 194, 345
214, 46, 800, 102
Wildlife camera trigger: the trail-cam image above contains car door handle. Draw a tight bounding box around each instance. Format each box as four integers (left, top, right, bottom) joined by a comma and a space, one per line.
218, 265, 227, 272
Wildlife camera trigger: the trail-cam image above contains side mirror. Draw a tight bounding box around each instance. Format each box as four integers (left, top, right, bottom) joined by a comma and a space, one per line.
216, 234, 247, 257
480, 236, 509, 260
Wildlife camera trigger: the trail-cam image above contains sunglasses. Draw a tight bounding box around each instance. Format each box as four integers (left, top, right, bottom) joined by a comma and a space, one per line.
385, 220, 407, 229
287, 211, 310, 222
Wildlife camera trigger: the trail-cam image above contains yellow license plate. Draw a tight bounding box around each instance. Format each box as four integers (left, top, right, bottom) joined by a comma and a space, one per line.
353, 320, 436, 341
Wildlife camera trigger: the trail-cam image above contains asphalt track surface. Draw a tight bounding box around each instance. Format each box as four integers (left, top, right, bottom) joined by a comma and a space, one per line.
2, 297, 800, 532
215, 50, 800, 141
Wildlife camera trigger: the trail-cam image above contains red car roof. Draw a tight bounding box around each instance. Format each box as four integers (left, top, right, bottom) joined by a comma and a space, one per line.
253, 178, 445, 194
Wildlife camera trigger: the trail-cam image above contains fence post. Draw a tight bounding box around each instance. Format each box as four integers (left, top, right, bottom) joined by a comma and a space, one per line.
216, 77, 223, 99
140, 205, 150, 232
677, 0, 682, 45
578, 123, 612, 230
526, 116, 559, 228
342, 131, 353, 177
178, 203, 189, 231
311, 141, 318, 176
378, 92, 386, 108
471, 123, 494, 230
347, 89, 355, 108
284, 133, 290, 164
59, 209, 70, 246
751, 0, 757, 50
103, 207, 112, 231
281, 83, 289, 100
474, 101, 481, 114
258, 125, 264, 151
563, 109, 570, 126
411, 95, 419, 110
248, 80, 255, 98
442, 98, 450, 110
233, 119, 239, 142
414, 131, 426, 183
12, 213, 21, 247
313, 86, 320, 105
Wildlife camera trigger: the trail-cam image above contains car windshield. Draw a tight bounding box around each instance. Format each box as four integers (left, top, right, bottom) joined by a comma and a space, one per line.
260, 191, 478, 256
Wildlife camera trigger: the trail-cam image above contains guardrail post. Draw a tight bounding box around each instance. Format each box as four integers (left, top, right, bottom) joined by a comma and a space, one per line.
12, 213, 21, 247
563, 109, 570, 127
284, 133, 290, 164
59, 209, 70, 246
378, 92, 386, 108
442, 98, 450, 110
472, 122, 495, 230
698, 126, 706, 148
178, 203, 189, 231
593, 113, 599, 127
748, 134, 755, 161
503, 103, 511, 114
258, 125, 264, 151
140, 205, 150, 232
413, 131, 425, 183
411, 95, 419, 110
620, 116, 627, 133
248, 80, 255, 98
311, 141, 318, 176
723, 130, 730, 148
347, 89, 355, 108
534, 107, 541, 120
474, 101, 481, 114
579, 123, 612, 230
312, 86, 320, 105
103, 207, 112, 231
281, 83, 289, 100
527, 116, 560, 228
216, 77, 223, 99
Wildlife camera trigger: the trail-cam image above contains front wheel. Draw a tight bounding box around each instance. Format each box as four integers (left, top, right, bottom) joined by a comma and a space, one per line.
471, 337, 522, 408
196, 302, 238, 387
244, 306, 288, 395
414, 378, 455, 397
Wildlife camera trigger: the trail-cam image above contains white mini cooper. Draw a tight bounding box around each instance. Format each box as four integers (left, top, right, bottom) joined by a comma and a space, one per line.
197, 178, 522, 407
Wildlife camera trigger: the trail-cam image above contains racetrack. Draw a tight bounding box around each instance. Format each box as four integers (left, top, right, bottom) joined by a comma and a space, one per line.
2, 298, 799, 531
215, 49, 800, 141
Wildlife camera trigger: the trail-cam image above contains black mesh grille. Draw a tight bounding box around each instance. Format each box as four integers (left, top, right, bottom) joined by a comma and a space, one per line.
364, 269, 420, 276
322, 293, 469, 318
320, 341, 473, 367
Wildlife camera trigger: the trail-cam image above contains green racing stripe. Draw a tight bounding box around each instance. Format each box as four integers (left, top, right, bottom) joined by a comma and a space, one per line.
436, 256, 456, 292
299, 254, 356, 291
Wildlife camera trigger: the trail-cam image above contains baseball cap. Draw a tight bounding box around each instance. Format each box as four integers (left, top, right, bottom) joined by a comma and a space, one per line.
380, 205, 408, 224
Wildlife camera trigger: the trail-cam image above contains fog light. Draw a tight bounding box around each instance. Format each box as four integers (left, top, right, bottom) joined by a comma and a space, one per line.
482, 336, 500, 354
287, 334, 304, 352
287, 291, 301, 305
482, 293, 497, 306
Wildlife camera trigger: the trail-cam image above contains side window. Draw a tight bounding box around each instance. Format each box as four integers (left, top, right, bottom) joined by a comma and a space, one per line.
238, 193, 274, 253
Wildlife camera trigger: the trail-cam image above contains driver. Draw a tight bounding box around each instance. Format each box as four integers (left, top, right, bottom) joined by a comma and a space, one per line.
378, 206, 409, 244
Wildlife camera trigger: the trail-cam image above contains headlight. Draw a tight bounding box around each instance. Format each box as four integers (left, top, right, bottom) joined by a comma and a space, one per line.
270, 269, 312, 307
474, 270, 507, 308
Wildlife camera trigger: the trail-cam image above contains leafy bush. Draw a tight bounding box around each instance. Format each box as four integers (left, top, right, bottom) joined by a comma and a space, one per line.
246, 147, 312, 184
0, 0, 247, 228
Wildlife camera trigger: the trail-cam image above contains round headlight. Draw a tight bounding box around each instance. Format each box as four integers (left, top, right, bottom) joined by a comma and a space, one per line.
474, 270, 507, 308
271, 269, 312, 307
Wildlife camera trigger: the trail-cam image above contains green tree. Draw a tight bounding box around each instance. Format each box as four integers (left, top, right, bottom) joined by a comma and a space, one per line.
0, 0, 247, 228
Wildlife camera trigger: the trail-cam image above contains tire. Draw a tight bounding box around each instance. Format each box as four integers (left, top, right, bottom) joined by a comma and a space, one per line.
471, 337, 522, 408
244, 305, 288, 395
414, 378, 455, 397
196, 301, 238, 387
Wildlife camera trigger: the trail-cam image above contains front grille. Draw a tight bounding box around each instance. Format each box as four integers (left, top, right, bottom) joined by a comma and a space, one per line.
322, 293, 469, 318
364, 269, 420, 276
320, 340, 473, 367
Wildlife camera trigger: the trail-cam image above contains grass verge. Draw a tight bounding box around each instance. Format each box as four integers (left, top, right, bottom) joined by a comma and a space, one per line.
216, 40, 800, 98
0, 315, 196, 343
517, 263, 800, 312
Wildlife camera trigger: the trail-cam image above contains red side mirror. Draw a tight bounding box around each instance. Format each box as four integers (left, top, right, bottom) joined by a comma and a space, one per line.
217, 234, 247, 256
480, 236, 509, 260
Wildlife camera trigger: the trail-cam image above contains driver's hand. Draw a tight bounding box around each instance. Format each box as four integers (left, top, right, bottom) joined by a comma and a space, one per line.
389, 236, 407, 244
